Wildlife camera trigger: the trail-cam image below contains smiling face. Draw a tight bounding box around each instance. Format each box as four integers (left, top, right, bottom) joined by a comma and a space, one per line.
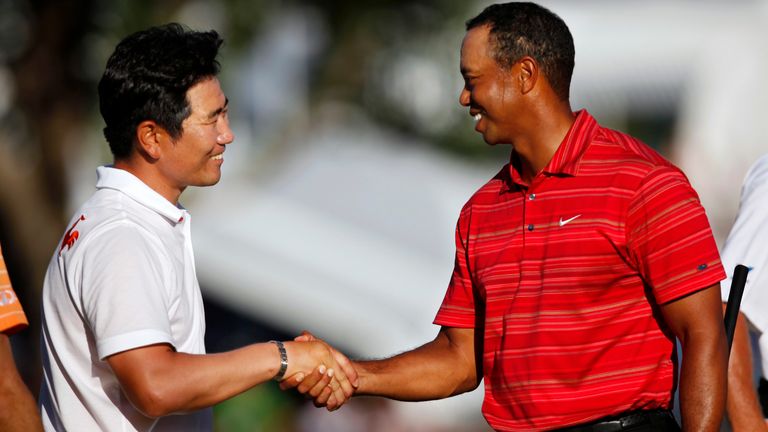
157, 77, 234, 195
459, 25, 523, 145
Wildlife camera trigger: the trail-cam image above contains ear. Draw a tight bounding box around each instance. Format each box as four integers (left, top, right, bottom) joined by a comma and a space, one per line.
518, 56, 538, 95
135, 120, 166, 160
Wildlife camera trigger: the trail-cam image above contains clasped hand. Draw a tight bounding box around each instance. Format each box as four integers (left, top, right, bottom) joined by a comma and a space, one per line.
280, 332, 358, 411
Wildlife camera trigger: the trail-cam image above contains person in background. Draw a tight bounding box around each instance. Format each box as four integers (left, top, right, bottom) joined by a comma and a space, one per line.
0, 242, 43, 432
39, 23, 355, 432
285, 3, 727, 431
719, 154, 768, 431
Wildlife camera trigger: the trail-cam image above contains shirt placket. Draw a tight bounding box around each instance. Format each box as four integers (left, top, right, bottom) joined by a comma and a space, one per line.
519, 178, 546, 296
514, 185, 533, 295
179, 211, 196, 275
178, 211, 207, 350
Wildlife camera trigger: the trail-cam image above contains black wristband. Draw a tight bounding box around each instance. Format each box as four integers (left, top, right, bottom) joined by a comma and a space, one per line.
270, 340, 288, 381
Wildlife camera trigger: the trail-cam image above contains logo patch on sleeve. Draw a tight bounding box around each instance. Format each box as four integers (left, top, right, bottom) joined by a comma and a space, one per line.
59, 215, 86, 255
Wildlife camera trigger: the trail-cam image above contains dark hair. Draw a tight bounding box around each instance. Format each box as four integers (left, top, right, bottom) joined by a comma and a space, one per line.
466, 2, 574, 101
98, 23, 223, 159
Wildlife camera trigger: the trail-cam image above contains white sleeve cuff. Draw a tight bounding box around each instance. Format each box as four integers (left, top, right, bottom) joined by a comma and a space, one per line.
97, 329, 174, 360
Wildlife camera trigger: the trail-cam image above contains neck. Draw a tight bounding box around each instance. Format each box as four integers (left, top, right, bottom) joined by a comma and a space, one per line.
514, 103, 575, 183
113, 158, 183, 205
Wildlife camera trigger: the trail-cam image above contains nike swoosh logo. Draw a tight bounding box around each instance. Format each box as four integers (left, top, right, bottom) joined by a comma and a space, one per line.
559, 215, 581, 227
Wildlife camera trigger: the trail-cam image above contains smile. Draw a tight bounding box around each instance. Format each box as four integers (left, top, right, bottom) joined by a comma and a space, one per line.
473, 113, 483, 122
211, 154, 223, 161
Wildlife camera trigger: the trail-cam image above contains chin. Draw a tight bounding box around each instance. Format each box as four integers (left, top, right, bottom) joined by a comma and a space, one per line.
206, 169, 223, 186
480, 131, 514, 146
193, 175, 222, 188
480, 134, 499, 145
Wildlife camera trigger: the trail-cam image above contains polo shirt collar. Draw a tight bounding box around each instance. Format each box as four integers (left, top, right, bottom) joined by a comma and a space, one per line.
507, 109, 599, 189
96, 166, 185, 224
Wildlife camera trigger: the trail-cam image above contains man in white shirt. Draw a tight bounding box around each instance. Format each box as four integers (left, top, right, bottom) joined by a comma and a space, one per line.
720, 154, 768, 431
39, 23, 355, 432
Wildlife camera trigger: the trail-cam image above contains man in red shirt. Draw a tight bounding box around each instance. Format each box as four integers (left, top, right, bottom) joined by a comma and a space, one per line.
285, 3, 727, 431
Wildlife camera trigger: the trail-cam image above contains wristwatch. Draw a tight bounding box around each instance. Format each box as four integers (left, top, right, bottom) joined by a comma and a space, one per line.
270, 340, 288, 381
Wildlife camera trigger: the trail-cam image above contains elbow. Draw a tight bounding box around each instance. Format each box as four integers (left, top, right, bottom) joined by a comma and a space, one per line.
457, 374, 482, 395
440, 376, 480, 399
126, 383, 178, 418
446, 364, 481, 397
139, 400, 171, 419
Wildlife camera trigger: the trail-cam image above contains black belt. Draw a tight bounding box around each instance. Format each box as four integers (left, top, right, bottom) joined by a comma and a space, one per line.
555, 409, 679, 432
759, 377, 768, 418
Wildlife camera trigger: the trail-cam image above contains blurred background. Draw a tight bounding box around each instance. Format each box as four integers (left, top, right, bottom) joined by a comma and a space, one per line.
1, 0, 767, 430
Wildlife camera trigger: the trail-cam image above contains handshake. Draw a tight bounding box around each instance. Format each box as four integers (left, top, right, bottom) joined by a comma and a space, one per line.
264, 326, 478, 414
275, 331, 359, 411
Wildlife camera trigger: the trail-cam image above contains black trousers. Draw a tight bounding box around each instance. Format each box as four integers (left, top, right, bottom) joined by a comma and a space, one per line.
555, 410, 680, 432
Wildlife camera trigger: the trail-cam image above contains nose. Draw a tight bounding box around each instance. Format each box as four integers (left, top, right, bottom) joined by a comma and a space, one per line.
217, 131, 234, 145
459, 87, 470, 107
216, 121, 235, 145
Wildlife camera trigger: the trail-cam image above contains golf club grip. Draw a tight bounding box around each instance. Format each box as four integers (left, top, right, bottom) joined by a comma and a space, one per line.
724, 264, 749, 351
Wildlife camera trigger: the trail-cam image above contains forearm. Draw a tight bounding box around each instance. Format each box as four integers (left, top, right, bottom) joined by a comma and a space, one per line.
111, 339, 348, 417
0, 378, 44, 432
661, 285, 727, 432
116, 342, 281, 416
677, 331, 727, 431
724, 310, 768, 431
356, 327, 479, 401
0, 335, 43, 432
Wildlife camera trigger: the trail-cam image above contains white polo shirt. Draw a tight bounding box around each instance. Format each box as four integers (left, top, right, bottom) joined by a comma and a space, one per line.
40, 166, 212, 431
721, 154, 768, 379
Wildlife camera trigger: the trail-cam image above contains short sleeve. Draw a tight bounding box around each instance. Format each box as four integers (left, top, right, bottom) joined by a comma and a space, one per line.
720, 155, 768, 333
626, 167, 725, 304
434, 207, 476, 328
0, 245, 28, 335
80, 223, 175, 359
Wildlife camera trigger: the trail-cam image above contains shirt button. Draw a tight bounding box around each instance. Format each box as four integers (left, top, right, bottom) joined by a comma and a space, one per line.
527, 224, 534, 231
697, 264, 708, 271
529, 194, 536, 200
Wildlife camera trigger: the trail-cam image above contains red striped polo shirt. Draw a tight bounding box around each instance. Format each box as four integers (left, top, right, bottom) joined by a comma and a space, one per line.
434, 110, 725, 431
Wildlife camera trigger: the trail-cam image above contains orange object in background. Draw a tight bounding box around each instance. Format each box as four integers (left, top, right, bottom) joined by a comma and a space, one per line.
0, 244, 28, 335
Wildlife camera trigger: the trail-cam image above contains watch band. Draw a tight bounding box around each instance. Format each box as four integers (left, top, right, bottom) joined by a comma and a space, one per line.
270, 340, 288, 381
